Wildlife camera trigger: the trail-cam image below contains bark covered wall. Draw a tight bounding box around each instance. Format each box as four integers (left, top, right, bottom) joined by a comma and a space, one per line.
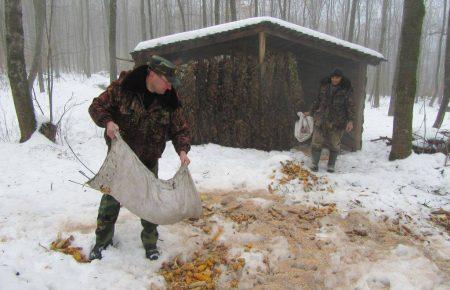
177, 51, 304, 151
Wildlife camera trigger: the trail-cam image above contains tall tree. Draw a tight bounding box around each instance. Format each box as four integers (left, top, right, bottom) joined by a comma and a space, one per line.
343, 0, 351, 38
140, 0, 147, 40
254, 0, 258, 16
230, 0, 237, 21
109, 0, 117, 82
163, 0, 171, 34
147, 0, 154, 38
277, 0, 287, 20
81, 0, 91, 77
214, 0, 220, 24
373, 0, 389, 108
389, 0, 425, 161
202, 0, 207, 27
347, 0, 359, 42
429, 0, 448, 107
364, 0, 372, 47
28, 0, 46, 92
5, 0, 37, 142
433, 4, 450, 128
0, 0, 5, 70
119, 1, 128, 59
177, 0, 187, 31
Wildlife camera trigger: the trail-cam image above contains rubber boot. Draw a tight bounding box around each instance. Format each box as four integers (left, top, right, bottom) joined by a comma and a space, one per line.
310, 148, 321, 172
327, 151, 338, 173
145, 248, 160, 261
89, 241, 112, 261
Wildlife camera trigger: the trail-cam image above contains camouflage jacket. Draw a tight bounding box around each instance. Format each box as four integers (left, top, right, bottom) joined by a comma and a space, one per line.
310, 76, 355, 131
89, 71, 191, 163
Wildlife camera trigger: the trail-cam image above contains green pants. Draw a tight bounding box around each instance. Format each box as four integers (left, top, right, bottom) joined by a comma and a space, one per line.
311, 127, 344, 153
94, 160, 159, 251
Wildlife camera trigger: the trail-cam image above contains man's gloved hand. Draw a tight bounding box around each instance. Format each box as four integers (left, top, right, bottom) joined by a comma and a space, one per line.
106, 121, 120, 139
179, 151, 190, 166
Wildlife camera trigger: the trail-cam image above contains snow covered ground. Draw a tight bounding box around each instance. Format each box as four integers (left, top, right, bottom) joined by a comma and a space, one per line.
0, 74, 449, 289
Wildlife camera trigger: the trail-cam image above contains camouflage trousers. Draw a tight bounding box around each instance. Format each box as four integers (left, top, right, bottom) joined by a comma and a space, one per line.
94, 159, 159, 251
311, 127, 344, 153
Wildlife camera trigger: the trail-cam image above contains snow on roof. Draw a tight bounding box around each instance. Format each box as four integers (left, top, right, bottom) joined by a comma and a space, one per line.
133, 17, 385, 61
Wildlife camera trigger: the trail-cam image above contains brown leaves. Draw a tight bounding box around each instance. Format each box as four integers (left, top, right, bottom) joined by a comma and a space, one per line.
99, 185, 111, 194
298, 204, 337, 221
50, 234, 89, 263
271, 161, 332, 192
430, 209, 450, 233
160, 240, 245, 289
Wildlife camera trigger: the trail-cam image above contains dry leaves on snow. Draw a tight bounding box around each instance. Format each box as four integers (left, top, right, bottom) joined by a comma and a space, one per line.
270, 160, 332, 192
50, 234, 89, 263
160, 229, 246, 290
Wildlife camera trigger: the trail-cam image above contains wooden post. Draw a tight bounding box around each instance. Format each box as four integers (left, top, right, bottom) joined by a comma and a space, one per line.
258, 31, 266, 64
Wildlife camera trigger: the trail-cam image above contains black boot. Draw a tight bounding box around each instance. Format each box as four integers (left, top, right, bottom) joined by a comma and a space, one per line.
145, 248, 160, 261
310, 148, 321, 172
327, 151, 338, 173
89, 242, 112, 261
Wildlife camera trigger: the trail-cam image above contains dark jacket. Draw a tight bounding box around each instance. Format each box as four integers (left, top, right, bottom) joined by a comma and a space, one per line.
88, 70, 191, 163
310, 76, 355, 131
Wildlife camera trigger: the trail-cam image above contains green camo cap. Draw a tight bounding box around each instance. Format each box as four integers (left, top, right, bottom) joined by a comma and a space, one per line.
147, 55, 181, 89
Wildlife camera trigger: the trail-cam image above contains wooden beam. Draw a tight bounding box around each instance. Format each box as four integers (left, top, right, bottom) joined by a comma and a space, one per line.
258, 31, 266, 64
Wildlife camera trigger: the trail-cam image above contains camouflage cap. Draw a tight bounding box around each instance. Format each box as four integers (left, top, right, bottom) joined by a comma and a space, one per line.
147, 55, 181, 89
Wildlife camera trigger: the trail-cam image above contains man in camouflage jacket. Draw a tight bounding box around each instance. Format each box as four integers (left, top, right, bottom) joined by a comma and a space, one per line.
305, 69, 355, 173
88, 56, 191, 261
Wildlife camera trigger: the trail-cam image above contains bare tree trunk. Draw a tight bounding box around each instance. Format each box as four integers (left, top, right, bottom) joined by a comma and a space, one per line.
325, 1, 332, 34
147, 0, 154, 38
255, 0, 258, 16
226, 0, 230, 22
163, 0, 171, 34
364, 0, 371, 47
373, 0, 389, 108
109, 0, 117, 82
347, 0, 359, 42
343, 0, 351, 39
215, 0, 220, 24
230, 0, 237, 21
202, 0, 207, 27
277, 0, 287, 20
40, 0, 58, 142
121, 1, 129, 57
84, 0, 91, 77
28, 0, 46, 92
390, 0, 425, 161
0, 0, 5, 71
5, 0, 37, 142
433, 5, 450, 128
388, 59, 398, 116
356, 0, 361, 42
430, 0, 448, 107
177, 0, 187, 31
140, 0, 147, 40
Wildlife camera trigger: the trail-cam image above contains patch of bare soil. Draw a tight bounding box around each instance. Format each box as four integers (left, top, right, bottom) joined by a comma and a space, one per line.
162, 190, 449, 289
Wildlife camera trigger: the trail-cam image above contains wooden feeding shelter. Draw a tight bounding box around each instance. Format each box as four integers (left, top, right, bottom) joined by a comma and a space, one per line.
131, 17, 385, 151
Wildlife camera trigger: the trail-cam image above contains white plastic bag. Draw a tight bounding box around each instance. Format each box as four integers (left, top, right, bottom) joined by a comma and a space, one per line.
294, 112, 314, 143
87, 133, 202, 225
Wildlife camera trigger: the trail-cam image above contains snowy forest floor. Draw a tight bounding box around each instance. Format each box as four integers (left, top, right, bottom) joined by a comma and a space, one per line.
0, 73, 449, 289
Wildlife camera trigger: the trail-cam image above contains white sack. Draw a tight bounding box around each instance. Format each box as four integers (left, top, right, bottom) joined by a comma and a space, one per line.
294, 112, 314, 143
88, 133, 202, 225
